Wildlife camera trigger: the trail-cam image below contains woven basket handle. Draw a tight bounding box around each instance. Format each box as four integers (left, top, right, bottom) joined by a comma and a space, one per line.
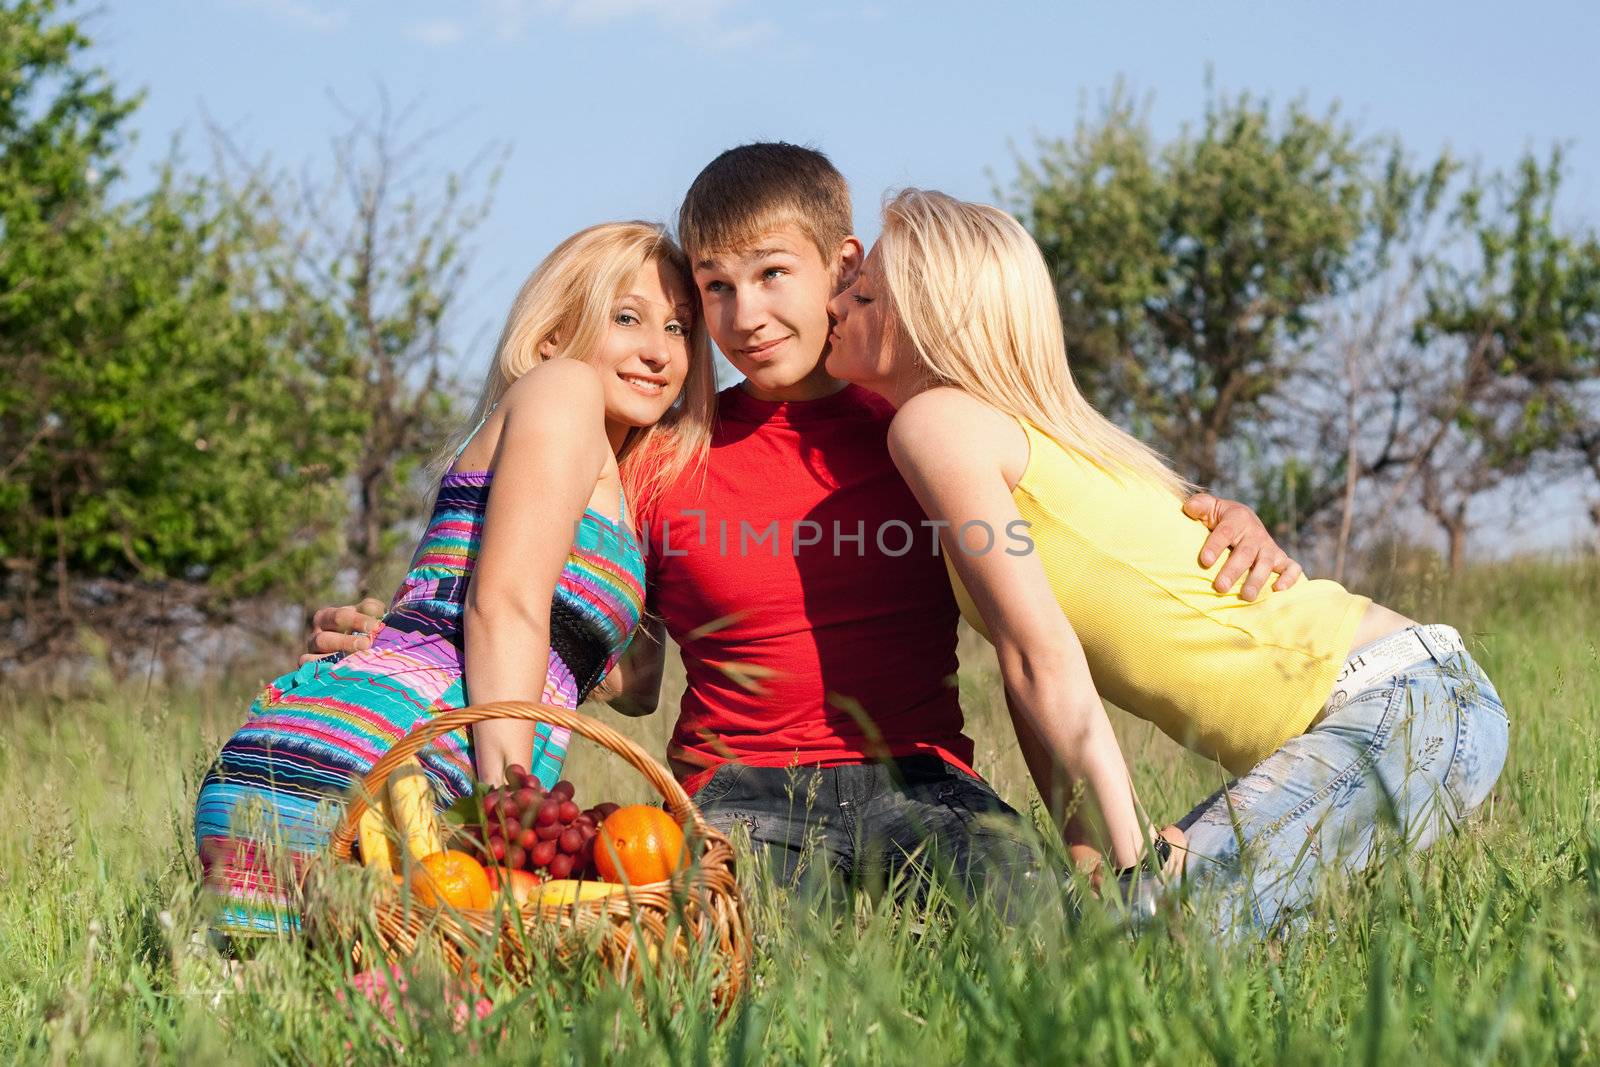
328, 701, 708, 862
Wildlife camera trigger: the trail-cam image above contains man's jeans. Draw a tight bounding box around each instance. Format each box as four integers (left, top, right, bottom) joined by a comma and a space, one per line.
693, 756, 1036, 907
1174, 624, 1510, 938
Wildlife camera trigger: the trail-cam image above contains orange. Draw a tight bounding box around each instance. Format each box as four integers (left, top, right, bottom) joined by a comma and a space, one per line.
410, 850, 493, 910
594, 805, 686, 885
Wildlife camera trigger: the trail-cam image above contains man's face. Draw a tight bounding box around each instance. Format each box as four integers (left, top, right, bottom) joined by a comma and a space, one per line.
692, 223, 858, 402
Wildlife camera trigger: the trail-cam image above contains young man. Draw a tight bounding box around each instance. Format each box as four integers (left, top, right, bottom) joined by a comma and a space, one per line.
308, 143, 1298, 900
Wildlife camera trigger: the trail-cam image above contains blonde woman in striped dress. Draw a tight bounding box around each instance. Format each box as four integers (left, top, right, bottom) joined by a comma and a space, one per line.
194, 221, 716, 935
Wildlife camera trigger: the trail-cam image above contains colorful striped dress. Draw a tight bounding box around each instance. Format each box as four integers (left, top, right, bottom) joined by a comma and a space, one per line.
193, 453, 646, 935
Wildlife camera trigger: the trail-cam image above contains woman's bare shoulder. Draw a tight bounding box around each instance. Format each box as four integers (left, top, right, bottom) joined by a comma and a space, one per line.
500, 358, 604, 415
889, 388, 1023, 474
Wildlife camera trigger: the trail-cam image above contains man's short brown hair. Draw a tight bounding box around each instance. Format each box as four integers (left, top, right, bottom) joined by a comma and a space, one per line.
677, 142, 853, 265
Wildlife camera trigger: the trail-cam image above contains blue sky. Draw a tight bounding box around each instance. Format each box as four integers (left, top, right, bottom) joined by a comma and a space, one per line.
91, 0, 1599, 548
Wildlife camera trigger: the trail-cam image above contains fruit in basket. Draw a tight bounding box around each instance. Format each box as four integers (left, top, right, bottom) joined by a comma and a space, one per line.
468, 776, 661, 885
354, 758, 446, 872
411, 850, 493, 910
529, 879, 627, 906
389, 759, 445, 862
356, 791, 397, 871
594, 805, 686, 885
485, 866, 543, 905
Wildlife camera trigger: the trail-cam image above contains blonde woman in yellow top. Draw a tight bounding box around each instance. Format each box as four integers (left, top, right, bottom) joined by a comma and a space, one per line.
823, 189, 1509, 936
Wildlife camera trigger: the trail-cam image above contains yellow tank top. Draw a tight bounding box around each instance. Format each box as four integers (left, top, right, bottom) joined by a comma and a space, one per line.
948, 418, 1370, 775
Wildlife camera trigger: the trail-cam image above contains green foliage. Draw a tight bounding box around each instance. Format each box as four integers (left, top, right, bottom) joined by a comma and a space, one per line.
1420, 149, 1600, 464
3, 170, 355, 584
0, 0, 140, 496
1009, 82, 1598, 565
1011, 84, 1433, 488
0, 4, 496, 665
0, 0, 135, 220
228, 99, 501, 595
0, 0, 361, 663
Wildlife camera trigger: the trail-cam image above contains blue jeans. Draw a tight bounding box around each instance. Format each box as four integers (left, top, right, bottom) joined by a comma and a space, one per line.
1173, 624, 1509, 938
693, 757, 1037, 910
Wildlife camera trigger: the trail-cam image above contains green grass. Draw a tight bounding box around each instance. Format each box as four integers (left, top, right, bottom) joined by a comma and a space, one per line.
3, 558, 1598, 1064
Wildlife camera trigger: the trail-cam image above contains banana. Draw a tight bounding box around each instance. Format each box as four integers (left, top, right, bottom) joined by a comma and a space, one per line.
355, 783, 398, 871
387, 757, 444, 863
530, 879, 628, 907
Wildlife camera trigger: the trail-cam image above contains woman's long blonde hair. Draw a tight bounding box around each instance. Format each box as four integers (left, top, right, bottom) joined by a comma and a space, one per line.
440, 220, 716, 524
876, 189, 1185, 496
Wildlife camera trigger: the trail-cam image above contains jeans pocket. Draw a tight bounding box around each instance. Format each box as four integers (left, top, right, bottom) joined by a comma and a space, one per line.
934, 767, 1019, 828
1443, 685, 1510, 816
690, 762, 747, 809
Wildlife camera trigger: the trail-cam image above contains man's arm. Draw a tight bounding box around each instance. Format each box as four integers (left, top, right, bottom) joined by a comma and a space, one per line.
1184, 492, 1305, 600
590, 617, 667, 717
310, 602, 670, 716
306, 581, 668, 721
302, 597, 386, 664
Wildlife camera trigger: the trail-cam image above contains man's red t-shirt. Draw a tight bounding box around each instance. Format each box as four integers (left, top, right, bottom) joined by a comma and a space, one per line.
637, 384, 976, 793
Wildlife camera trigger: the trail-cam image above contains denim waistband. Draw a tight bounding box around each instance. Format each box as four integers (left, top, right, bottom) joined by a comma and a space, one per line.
1320, 623, 1466, 718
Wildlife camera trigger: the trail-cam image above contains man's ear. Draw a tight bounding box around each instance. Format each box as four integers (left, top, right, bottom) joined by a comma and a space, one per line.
832, 236, 865, 294
538, 335, 561, 361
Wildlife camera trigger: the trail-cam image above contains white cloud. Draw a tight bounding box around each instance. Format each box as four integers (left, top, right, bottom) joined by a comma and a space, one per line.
480, 0, 772, 50
405, 17, 466, 47
233, 0, 349, 33
701, 18, 777, 50
547, 0, 734, 27
482, 0, 541, 40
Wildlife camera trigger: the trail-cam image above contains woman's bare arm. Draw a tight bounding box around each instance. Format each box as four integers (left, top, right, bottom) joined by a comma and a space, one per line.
887, 388, 1150, 869
464, 360, 610, 786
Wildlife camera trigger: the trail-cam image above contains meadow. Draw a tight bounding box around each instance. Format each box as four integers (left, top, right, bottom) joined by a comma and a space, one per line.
3, 557, 1597, 1065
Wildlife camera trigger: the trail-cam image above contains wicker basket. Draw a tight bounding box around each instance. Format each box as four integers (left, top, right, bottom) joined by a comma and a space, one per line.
315, 701, 749, 1006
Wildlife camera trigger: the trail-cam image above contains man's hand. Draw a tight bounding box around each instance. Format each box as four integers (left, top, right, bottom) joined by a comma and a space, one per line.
595, 618, 666, 717
1183, 493, 1303, 601
302, 597, 386, 664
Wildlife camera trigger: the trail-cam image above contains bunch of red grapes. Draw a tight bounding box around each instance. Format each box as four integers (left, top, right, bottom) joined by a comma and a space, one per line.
474, 764, 620, 881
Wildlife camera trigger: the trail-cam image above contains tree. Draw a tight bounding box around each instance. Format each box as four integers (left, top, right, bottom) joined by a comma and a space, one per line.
1409, 150, 1600, 572
0, 1, 358, 670
1009, 85, 1380, 489
1008, 85, 1597, 572
1274, 150, 1599, 575
1254, 148, 1458, 576
1, 0, 139, 505
212, 97, 503, 597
